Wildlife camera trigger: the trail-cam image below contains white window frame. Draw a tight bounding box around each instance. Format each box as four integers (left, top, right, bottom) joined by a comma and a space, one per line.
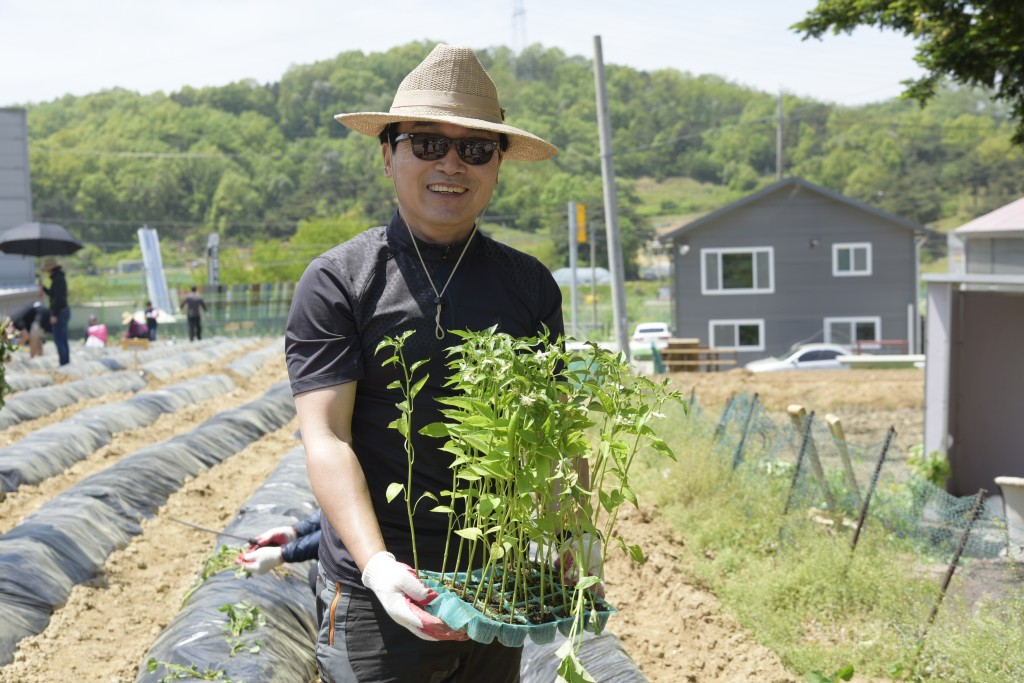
832, 242, 872, 277
700, 246, 775, 295
709, 319, 765, 352
823, 316, 881, 346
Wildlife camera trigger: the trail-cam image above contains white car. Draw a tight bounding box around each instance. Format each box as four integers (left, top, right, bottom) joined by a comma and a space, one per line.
631, 322, 672, 349
744, 343, 851, 373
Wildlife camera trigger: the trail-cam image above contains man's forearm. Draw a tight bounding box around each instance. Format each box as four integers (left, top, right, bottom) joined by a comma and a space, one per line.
305, 438, 387, 572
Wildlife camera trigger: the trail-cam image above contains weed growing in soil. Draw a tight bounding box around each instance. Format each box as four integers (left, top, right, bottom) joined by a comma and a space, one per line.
0, 322, 18, 409
634, 398, 1024, 682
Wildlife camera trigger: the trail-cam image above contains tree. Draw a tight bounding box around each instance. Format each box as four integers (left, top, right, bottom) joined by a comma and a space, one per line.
793, 0, 1024, 143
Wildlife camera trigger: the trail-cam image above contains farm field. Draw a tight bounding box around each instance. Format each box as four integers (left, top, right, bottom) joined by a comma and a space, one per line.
0, 347, 923, 683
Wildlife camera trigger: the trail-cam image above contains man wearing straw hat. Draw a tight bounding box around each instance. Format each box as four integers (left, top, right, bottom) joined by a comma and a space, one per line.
286, 44, 571, 681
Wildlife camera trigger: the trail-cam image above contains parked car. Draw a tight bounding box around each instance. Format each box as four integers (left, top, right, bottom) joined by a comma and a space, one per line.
744, 343, 851, 373
631, 322, 672, 349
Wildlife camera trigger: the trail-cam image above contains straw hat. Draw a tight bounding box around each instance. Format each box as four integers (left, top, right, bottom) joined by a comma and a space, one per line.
121, 311, 134, 326
334, 44, 557, 162
41, 258, 59, 272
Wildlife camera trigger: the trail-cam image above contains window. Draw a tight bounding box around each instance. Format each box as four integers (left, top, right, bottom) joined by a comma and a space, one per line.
701, 247, 774, 294
824, 317, 880, 345
832, 242, 872, 276
709, 319, 764, 351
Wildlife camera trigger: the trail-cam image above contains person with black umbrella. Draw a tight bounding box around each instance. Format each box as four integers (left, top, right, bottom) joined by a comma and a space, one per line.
41, 258, 70, 365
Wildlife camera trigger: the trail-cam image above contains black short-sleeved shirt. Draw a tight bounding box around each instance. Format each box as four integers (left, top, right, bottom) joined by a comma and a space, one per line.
286, 213, 564, 582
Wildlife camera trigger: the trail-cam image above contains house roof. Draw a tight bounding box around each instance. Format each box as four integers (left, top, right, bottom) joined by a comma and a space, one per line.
953, 196, 1024, 236
658, 176, 937, 242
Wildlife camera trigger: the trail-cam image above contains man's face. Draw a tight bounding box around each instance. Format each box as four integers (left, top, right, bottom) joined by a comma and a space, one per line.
383, 121, 502, 241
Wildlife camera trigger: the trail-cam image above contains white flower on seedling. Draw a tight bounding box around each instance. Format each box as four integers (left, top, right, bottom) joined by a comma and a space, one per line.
520, 394, 536, 407
652, 411, 665, 419
534, 350, 551, 362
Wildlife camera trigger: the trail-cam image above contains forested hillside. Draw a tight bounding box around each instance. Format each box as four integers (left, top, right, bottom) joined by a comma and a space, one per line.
23, 40, 1024, 281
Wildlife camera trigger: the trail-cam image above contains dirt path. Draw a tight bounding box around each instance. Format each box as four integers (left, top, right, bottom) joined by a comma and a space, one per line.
0, 360, 921, 682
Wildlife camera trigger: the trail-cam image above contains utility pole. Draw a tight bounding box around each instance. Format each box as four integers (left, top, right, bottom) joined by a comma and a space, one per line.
568, 201, 580, 339
776, 89, 783, 181
512, 1, 526, 54
592, 35, 630, 361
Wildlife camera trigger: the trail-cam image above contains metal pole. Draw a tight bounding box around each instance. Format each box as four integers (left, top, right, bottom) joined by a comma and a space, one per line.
776, 90, 783, 180
732, 393, 759, 469
592, 35, 629, 361
568, 201, 579, 340
920, 489, 988, 638
783, 411, 816, 517
850, 426, 896, 551
591, 231, 598, 335
712, 394, 736, 443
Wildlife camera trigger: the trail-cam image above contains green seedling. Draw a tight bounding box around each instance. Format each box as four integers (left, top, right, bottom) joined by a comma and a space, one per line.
181, 544, 248, 607
381, 327, 684, 682
146, 657, 237, 682
219, 600, 265, 655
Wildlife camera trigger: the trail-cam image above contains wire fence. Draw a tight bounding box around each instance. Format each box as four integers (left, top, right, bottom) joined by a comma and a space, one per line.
688, 391, 1020, 615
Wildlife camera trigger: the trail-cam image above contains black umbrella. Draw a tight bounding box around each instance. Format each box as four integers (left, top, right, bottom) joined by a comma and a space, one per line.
0, 222, 84, 257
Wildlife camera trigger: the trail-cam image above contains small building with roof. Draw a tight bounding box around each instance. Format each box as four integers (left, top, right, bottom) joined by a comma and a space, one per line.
924, 197, 1024, 496
658, 177, 936, 364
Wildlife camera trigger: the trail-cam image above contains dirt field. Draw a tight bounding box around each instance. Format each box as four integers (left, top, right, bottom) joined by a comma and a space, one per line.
0, 353, 924, 683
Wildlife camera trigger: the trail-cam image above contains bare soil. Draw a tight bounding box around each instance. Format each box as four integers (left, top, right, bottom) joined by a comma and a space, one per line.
0, 360, 923, 683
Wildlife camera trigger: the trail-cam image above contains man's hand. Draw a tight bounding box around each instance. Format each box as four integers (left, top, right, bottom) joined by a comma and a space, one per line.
250, 525, 297, 548
360, 551, 467, 641
236, 546, 284, 574
556, 532, 605, 597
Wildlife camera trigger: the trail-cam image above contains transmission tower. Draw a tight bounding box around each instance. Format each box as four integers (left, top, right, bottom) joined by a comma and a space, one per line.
512, 0, 526, 54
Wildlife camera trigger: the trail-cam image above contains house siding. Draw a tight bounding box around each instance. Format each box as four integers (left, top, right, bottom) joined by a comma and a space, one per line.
0, 108, 35, 294
670, 181, 920, 362
965, 237, 1024, 275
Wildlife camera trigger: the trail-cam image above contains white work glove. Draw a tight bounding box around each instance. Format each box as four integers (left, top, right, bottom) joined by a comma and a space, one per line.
236, 546, 284, 575
251, 525, 297, 547
361, 551, 467, 642
556, 532, 605, 597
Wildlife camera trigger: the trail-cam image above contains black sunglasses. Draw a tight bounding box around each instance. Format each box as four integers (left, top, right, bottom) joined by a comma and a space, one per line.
392, 133, 500, 165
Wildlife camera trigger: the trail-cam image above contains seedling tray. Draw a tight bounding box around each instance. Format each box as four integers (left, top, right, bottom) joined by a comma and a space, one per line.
419, 567, 615, 647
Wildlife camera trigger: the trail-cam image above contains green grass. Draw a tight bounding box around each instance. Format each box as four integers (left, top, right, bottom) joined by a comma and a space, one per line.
628, 399, 1024, 683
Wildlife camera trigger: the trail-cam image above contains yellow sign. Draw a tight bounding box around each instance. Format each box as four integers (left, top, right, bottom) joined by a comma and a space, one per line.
576, 203, 587, 243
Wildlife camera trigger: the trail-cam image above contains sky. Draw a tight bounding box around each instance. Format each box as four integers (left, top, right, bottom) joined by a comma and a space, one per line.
0, 0, 925, 109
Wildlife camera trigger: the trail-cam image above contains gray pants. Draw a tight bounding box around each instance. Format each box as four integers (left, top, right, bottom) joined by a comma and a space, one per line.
315, 566, 521, 683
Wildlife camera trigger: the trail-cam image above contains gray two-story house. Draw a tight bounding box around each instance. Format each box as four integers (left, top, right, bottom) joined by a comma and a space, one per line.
924, 197, 1024, 496
659, 177, 934, 363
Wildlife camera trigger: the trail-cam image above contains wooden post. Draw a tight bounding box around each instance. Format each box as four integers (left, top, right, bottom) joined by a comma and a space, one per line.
787, 405, 835, 511
825, 413, 862, 511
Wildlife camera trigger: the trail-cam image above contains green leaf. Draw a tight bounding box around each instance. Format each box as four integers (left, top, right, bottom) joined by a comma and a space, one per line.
615, 537, 646, 563
409, 375, 429, 400
455, 527, 484, 541
576, 575, 601, 591
386, 482, 405, 503
419, 422, 450, 438
555, 645, 597, 683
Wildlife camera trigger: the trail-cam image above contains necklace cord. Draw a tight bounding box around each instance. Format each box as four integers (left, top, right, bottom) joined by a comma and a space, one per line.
406, 222, 477, 339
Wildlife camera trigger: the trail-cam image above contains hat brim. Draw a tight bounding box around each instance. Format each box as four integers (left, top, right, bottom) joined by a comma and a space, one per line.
334, 112, 557, 162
